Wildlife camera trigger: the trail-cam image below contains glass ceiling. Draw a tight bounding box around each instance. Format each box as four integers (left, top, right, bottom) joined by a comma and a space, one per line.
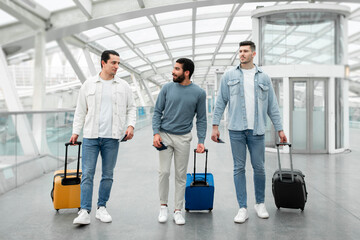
0, 0, 360, 90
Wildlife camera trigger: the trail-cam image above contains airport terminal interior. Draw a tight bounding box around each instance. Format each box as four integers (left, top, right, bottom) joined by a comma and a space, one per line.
1, 0, 360, 239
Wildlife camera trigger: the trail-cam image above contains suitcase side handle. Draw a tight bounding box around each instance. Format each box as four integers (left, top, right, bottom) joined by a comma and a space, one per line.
193, 149, 208, 184
276, 142, 294, 182
64, 141, 82, 180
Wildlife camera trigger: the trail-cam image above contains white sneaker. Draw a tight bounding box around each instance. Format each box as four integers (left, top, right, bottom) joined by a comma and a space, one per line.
234, 208, 249, 223
158, 206, 168, 223
73, 209, 90, 225
173, 211, 185, 225
96, 206, 112, 223
254, 203, 269, 219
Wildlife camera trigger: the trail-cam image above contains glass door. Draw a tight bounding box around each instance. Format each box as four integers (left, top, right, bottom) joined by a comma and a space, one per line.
290, 78, 327, 153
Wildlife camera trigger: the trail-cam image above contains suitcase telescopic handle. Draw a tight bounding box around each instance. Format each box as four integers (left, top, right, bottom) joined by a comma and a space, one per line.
276, 142, 294, 182
64, 141, 82, 181
193, 149, 208, 184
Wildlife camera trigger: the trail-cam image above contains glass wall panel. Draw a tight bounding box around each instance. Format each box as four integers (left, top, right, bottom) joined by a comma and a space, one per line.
312, 81, 326, 150
260, 12, 341, 65
292, 82, 307, 150
0, 107, 154, 195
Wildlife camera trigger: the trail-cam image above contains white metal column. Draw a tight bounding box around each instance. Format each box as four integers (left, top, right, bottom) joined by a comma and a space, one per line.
283, 77, 290, 153
328, 77, 335, 153
343, 79, 350, 149
0, 47, 39, 155
131, 73, 145, 106
32, 30, 50, 153
83, 47, 97, 76
139, 78, 155, 106
57, 39, 86, 83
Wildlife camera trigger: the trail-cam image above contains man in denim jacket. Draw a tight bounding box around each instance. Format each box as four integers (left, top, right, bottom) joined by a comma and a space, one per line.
211, 41, 287, 223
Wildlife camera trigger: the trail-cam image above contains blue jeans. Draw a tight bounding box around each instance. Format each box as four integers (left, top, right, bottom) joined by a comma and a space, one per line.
229, 130, 265, 208
81, 138, 119, 211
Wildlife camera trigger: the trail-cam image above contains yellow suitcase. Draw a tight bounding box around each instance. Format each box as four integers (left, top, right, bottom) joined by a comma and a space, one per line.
51, 142, 82, 211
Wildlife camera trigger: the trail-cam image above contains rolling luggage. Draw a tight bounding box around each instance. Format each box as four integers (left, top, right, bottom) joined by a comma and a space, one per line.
272, 143, 308, 211
51, 142, 82, 211
185, 149, 214, 211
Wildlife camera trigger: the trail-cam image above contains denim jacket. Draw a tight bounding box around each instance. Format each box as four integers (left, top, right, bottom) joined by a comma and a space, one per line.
212, 64, 283, 135
72, 74, 136, 139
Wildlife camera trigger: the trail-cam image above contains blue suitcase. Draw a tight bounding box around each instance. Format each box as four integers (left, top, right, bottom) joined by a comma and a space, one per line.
185, 149, 214, 211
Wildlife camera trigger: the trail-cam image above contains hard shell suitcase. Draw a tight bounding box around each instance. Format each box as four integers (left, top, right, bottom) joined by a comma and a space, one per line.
272, 143, 308, 211
51, 142, 82, 211
185, 149, 214, 211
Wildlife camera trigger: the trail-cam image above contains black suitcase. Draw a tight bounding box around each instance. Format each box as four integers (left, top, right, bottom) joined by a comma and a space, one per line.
272, 143, 308, 211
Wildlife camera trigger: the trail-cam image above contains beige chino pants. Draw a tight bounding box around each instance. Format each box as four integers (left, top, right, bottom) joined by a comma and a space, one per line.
158, 131, 192, 210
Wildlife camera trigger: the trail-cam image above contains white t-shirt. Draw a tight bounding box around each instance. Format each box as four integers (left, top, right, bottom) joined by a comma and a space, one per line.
242, 67, 256, 130
99, 77, 114, 138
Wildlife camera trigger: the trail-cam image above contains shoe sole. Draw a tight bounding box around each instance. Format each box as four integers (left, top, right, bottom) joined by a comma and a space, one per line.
174, 221, 185, 225
234, 216, 249, 224
173, 218, 185, 225
73, 220, 90, 225
95, 215, 112, 223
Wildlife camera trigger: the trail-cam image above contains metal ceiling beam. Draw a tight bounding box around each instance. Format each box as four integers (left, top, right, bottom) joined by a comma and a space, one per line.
202, 3, 242, 85
12, 0, 51, 20
72, 33, 162, 87
0, 0, 47, 29
0, 0, 356, 50
137, 0, 145, 9
57, 39, 87, 83
103, 24, 160, 82
73, 0, 93, 19
0, 0, 255, 52
350, 63, 360, 71
192, 7, 196, 61
147, 15, 173, 65
349, 7, 360, 19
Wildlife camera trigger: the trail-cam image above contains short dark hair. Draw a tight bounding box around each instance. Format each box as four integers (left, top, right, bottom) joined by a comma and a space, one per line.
239, 41, 256, 52
176, 58, 195, 79
101, 50, 120, 68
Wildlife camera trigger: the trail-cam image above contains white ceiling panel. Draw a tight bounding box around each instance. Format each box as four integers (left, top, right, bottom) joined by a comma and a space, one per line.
160, 22, 192, 38
96, 35, 127, 50
125, 27, 159, 44
196, 18, 228, 33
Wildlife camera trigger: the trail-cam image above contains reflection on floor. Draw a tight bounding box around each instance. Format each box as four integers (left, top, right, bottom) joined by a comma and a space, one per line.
0, 125, 360, 240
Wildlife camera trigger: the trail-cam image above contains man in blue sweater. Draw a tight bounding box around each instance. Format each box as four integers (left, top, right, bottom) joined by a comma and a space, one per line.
152, 58, 207, 225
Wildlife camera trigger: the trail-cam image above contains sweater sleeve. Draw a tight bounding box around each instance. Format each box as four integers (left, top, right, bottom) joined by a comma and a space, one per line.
196, 89, 207, 144
152, 85, 166, 135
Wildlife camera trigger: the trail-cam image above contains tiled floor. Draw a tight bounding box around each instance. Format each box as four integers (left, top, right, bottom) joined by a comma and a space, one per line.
1, 125, 359, 240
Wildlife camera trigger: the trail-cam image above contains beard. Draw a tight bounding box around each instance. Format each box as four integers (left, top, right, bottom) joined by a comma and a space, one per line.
173, 73, 185, 83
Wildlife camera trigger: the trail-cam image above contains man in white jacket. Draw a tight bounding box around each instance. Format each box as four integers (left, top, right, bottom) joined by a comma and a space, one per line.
70, 50, 136, 225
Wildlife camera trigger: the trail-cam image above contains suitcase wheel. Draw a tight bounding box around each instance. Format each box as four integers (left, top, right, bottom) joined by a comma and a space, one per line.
209, 208, 213, 211
185, 208, 189, 212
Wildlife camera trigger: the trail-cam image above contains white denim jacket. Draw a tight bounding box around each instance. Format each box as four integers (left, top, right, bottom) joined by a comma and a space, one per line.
72, 74, 136, 139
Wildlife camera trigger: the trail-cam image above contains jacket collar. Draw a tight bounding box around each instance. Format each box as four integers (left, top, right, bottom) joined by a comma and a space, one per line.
89, 73, 121, 83
236, 63, 263, 73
